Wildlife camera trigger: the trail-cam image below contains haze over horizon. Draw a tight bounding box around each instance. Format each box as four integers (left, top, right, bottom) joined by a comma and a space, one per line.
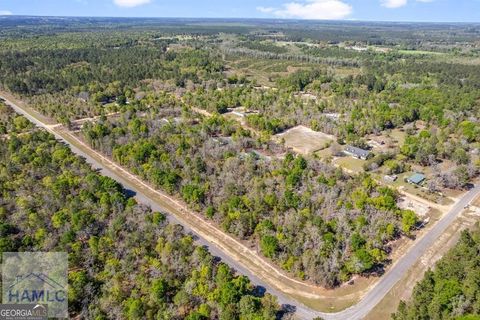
0, 0, 479, 23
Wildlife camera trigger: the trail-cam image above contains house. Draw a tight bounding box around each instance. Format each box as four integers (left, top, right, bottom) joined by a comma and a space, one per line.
344, 145, 371, 160
406, 173, 426, 186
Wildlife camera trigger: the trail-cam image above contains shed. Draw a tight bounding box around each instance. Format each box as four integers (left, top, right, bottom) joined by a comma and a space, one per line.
384, 175, 398, 183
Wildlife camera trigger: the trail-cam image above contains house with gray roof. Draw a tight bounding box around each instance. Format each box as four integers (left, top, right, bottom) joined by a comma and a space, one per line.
344, 145, 371, 160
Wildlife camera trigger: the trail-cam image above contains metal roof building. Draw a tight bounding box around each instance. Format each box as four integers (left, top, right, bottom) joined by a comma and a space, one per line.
406, 173, 426, 185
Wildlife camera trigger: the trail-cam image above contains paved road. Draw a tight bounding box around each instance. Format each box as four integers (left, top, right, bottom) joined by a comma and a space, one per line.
328, 182, 480, 319
4, 94, 480, 320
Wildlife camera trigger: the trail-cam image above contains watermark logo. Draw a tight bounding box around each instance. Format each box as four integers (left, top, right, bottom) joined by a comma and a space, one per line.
2, 252, 67, 318
0, 304, 48, 320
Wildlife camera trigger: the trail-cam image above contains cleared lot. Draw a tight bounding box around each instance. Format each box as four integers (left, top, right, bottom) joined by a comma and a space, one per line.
397, 196, 430, 217
276, 125, 335, 155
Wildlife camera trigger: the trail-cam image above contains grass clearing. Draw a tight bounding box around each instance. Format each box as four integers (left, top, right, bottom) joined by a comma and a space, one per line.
366, 128, 406, 152
397, 49, 446, 56
225, 56, 361, 86
388, 128, 407, 146
276, 125, 335, 155
333, 156, 366, 174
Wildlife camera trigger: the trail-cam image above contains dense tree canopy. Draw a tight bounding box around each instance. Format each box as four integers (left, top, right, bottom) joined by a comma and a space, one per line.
393, 227, 480, 320
0, 107, 285, 319
81, 104, 415, 287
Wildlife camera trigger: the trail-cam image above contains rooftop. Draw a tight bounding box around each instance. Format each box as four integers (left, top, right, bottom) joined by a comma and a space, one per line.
407, 173, 426, 185
345, 145, 370, 158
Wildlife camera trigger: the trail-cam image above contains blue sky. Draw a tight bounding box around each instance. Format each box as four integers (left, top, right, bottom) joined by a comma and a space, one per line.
0, 0, 479, 22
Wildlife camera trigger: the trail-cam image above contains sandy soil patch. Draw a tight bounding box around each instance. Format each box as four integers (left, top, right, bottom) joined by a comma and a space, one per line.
397, 196, 430, 217
474, 196, 480, 208
276, 125, 335, 155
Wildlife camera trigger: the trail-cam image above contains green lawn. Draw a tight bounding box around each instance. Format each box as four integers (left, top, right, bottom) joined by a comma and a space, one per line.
397, 49, 445, 56
334, 156, 365, 173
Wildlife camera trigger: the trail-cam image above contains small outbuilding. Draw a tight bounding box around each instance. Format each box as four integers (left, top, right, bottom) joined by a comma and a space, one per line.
384, 175, 398, 183
406, 173, 426, 185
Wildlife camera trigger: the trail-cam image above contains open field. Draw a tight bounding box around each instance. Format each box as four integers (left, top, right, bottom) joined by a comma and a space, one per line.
397, 49, 446, 56
366, 128, 406, 152
225, 56, 360, 86
225, 58, 312, 86
389, 129, 407, 146
275, 125, 335, 155
333, 156, 366, 174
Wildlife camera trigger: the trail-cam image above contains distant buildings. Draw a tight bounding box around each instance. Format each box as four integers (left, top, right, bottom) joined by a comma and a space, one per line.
347, 45, 368, 52
406, 173, 426, 186
344, 145, 371, 160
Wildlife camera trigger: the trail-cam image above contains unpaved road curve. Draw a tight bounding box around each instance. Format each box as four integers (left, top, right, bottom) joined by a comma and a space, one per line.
4, 94, 480, 320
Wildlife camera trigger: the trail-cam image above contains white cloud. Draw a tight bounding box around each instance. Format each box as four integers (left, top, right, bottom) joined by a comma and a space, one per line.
380, 0, 434, 9
257, 6, 275, 13
381, 0, 407, 8
258, 0, 353, 20
113, 0, 151, 8
0, 10, 12, 15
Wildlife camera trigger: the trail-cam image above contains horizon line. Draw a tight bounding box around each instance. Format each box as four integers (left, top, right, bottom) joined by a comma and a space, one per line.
1, 14, 479, 24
